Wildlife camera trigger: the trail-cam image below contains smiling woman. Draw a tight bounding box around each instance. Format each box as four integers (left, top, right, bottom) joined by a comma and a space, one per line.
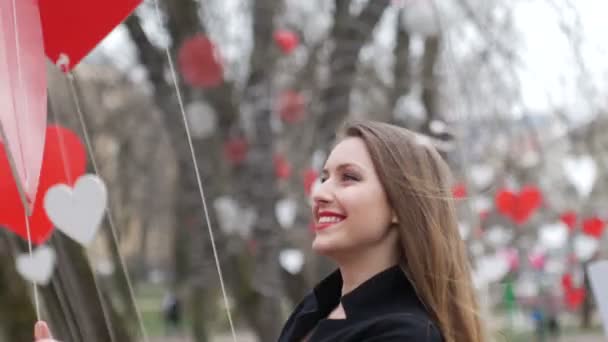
279, 121, 485, 342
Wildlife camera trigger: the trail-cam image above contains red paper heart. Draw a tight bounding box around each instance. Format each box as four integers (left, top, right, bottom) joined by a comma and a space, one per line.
495, 186, 542, 225
560, 211, 577, 231
273, 30, 299, 54
39, 0, 142, 71
303, 168, 319, 196
0, 125, 86, 244
278, 91, 306, 124
0, 0, 48, 206
273, 154, 292, 180
223, 137, 248, 166
582, 217, 605, 239
178, 34, 224, 88
565, 287, 586, 310
452, 183, 467, 199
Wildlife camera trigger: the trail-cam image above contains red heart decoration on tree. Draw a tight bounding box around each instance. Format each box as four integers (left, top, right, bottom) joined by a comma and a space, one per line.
561, 273, 573, 290
178, 34, 224, 88
582, 217, 605, 239
565, 287, 586, 310
0, 125, 86, 244
278, 91, 306, 124
495, 186, 542, 225
39, 0, 142, 71
451, 183, 467, 199
273, 154, 292, 180
223, 137, 248, 166
303, 168, 319, 196
560, 211, 578, 232
273, 30, 299, 55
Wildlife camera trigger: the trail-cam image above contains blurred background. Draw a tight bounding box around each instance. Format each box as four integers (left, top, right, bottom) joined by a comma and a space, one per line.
1, 0, 608, 341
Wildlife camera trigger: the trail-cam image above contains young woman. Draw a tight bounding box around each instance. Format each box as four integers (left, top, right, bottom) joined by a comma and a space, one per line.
278, 121, 484, 341
35, 121, 484, 341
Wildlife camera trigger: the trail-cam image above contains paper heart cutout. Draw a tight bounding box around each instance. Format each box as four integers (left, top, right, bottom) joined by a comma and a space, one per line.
495, 186, 542, 225
303, 168, 319, 196
44, 174, 107, 247
185, 101, 217, 139
562, 155, 597, 197
0, 125, 86, 244
469, 164, 494, 189
213, 197, 256, 238
273, 30, 299, 55
485, 225, 513, 248
178, 34, 224, 88
279, 249, 304, 275
565, 287, 586, 310
475, 253, 510, 286
528, 251, 546, 270
223, 137, 248, 165
274, 154, 292, 180
539, 222, 568, 250
560, 211, 578, 231
16, 245, 56, 285
582, 217, 605, 239
275, 198, 297, 229
451, 183, 467, 199
573, 234, 599, 262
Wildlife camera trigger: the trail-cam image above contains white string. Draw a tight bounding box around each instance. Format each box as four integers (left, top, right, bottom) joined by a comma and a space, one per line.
48, 98, 117, 342
151, 1, 238, 340
64, 74, 149, 342
23, 211, 41, 320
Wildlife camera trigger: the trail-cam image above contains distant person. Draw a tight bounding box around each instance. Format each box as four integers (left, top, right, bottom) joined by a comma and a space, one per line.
162, 290, 182, 335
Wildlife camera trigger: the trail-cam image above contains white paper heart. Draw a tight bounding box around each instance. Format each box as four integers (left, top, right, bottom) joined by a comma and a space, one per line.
186, 101, 217, 139
539, 222, 568, 250
214, 196, 256, 238
485, 225, 513, 248
574, 234, 599, 262
469, 164, 494, 189
44, 174, 107, 247
471, 195, 492, 213
275, 198, 297, 229
279, 249, 304, 275
563, 155, 597, 197
16, 246, 56, 285
474, 253, 510, 286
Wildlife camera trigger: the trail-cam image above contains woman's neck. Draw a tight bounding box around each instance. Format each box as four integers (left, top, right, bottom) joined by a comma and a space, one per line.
336, 251, 399, 296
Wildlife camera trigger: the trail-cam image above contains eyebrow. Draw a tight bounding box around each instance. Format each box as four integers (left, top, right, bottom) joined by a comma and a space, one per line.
321, 162, 364, 175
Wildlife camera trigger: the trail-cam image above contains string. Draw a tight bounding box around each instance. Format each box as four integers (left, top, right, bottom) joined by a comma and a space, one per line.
47, 96, 117, 342
22, 211, 41, 320
151, 1, 238, 340
63, 73, 149, 342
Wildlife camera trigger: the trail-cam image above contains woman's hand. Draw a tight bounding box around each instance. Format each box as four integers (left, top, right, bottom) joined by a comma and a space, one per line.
35, 321, 58, 341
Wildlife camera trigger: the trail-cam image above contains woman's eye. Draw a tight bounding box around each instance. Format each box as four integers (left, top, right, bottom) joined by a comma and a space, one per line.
342, 173, 359, 182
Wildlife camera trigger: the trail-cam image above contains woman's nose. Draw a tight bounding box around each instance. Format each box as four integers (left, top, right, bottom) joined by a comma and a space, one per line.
311, 180, 332, 205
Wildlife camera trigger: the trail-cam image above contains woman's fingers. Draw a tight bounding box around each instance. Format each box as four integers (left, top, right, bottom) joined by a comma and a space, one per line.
34, 321, 53, 340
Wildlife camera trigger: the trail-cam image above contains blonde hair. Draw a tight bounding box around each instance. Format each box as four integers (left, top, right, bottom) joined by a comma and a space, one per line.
342, 121, 485, 342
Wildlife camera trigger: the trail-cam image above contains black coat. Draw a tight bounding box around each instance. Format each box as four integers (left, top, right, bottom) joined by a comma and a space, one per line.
278, 265, 443, 342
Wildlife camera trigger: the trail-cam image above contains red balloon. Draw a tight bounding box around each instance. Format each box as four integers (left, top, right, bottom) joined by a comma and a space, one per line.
560, 211, 577, 231
495, 186, 542, 225
273, 30, 299, 55
178, 34, 224, 88
451, 183, 467, 199
278, 91, 306, 124
273, 154, 292, 180
0, 125, 86, 244
39, 0, 142, 71
303, 168, 319, 196
223, 137, 248, 166
0, 0, 48, 206
582, 217, 605, 239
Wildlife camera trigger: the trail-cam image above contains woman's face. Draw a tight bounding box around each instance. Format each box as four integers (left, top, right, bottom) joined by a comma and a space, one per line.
311, 137, 396, 257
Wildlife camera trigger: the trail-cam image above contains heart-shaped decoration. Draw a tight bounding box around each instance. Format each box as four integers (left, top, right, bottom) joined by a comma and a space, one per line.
178, 34, 224, 88
495, 186, 542, 225
278, 91, 306, 124
573, 234, 599, 262
451, 183, 467, 199
565, 287, 586, 310
273, 154, 292, 180
16, 245, 56, 285
475, 252, 510, 286
185, 101, 217, 139
223, 137, 248, 166
275, 198, 297, 229
303, 168, 319, 196
582, 217, 605, 239
539, 222, 568, 250
0, 126, 86, 244
273, 30, 299, 55
485, 225, 513, 248
528, 250, 546, 270
279, 249, 304, 275
44, 174, 107, 247
562, 155, 597, 197
214, 196, 240, 235
560, 211, 578, 231
469, 164, 494, 189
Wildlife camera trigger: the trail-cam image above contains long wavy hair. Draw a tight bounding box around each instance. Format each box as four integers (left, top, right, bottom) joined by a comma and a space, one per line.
341, 120, 485, 342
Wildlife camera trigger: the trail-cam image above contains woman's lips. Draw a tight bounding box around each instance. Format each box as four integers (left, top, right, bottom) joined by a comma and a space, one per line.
314, 213, 346, 231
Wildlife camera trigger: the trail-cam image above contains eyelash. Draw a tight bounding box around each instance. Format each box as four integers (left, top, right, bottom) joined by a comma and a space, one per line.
320, 172, 359, 183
